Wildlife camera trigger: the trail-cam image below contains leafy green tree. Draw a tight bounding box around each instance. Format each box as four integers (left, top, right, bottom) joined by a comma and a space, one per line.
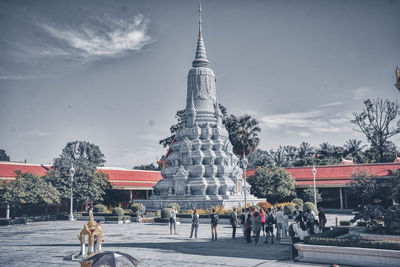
343, 139, 367, 163
0, 149, 10, 161
391, 170, 400, 204
45, 141, 110, 205
248, 149, 272, 168
0, 171, 60, 216
364, 141, 398, 163
352, 98, 400, 162
133, 163, 160, 171
294, 142, 315, 166
347, 168, 380, 205
298, 188, 322, 203
225, 114, 261, 157
247, 166, 295, 203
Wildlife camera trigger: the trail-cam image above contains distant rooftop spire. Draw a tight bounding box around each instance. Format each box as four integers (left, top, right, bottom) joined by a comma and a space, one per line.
192, 1, 209, 67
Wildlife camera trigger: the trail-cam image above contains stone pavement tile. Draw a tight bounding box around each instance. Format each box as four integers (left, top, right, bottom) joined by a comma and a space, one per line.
0, 221, 328, 267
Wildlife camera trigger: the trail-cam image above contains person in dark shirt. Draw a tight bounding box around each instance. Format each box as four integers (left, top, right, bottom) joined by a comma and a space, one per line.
318, 207, 326, 229
210, 208, 219, 240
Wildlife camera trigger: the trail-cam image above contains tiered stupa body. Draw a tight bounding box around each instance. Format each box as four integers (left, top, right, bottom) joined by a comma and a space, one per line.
144, 7, 262, 209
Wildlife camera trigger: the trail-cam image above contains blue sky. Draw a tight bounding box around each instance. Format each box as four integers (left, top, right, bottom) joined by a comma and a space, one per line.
0, 0, 399, 168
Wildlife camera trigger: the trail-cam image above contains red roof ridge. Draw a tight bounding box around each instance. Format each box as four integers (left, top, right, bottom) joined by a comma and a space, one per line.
98, 167, 161, 173
0, 161, 51, 168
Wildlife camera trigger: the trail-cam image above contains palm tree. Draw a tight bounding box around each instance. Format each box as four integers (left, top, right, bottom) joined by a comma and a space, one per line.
225, 114, 261, 158
344, 139, 367, 163
295, 142, 315, 166
318, 142, 333, 158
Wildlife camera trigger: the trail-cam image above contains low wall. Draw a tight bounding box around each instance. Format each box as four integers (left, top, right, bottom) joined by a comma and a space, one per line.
295, 243, 400, 267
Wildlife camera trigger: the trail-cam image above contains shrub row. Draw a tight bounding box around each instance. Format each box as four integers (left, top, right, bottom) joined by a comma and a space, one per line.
305, 237, 400, 251
313, 227, 349, 238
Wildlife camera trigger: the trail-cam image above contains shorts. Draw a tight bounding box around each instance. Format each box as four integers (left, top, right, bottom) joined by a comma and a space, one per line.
276, 223, 282, 230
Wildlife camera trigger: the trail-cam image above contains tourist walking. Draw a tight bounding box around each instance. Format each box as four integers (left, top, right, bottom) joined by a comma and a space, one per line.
260, 208, 266, 236
318, 207, 326, 229
244, 212, 252, 243
282, 212, 289, 237
169, 206, 177, 235
210, 208, 219, 240
275, 206, 284, 240
239, 208, 246, 238
252, 211, 262, 246
264, 208, 275, 244
293, 205, 302, 219
140, 204, 146, 223
190, 209, 199, 238
304, 209, 315, 234
230, 208, 238, 239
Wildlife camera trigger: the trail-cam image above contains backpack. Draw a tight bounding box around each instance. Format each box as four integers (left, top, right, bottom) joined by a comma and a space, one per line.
266, 214, 275, 225
192, 214, 199, 224
240, 214, 246, 224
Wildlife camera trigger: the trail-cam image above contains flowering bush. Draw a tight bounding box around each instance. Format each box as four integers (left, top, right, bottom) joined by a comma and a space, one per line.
274, 202, 291, 210
257, 201, 273, 211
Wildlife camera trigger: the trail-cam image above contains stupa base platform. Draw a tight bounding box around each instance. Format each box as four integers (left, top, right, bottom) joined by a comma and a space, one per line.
136, 195, 265, 210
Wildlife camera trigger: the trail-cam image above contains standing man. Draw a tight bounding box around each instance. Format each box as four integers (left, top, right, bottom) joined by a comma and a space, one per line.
318, 207, 326, 229
210, 208, 219, 241
264, 208, 275, 244
230, 207, 238, 239
169, 206, 177, 235
189, 209, 199, 238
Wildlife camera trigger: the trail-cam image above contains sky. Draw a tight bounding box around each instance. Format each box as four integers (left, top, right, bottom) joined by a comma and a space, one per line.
0, 0, 399, 168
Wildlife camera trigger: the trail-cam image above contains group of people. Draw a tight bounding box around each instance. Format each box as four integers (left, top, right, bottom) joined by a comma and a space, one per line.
168, 204, 327, 248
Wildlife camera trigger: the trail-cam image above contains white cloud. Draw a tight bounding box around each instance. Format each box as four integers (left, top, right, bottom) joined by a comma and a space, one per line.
320, 101, 343, 107
261, 110, 354, 134
352, 87, 373, 100
38, 14, 151, 60
19, 130, 52, 137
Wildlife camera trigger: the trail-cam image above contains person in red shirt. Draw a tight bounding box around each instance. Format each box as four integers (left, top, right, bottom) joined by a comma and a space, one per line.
260, 208, 266, 236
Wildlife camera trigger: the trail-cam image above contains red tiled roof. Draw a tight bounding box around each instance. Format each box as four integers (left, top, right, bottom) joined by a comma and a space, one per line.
0, 162, 162, 190
0, 162, 50, 178
246, 163, 400, 187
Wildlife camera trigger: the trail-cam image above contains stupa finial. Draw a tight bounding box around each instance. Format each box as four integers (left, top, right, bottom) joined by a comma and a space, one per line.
192, 1, 209, 67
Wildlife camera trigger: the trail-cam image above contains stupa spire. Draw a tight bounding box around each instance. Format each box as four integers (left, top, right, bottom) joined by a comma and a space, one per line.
192, 1, 209, 67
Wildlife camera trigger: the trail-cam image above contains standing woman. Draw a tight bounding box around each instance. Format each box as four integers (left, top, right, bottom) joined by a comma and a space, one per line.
253, 211, 262, 246
210, 208, 219, 240
190, 209, 199, 238
260, 208, 266, 236
169, 206, 177, 235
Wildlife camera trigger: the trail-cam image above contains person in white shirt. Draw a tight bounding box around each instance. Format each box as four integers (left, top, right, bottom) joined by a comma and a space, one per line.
282, 213, 289, 237
169, 206, 177, 235
275, 207, 284, 240
292, 216, 308, 260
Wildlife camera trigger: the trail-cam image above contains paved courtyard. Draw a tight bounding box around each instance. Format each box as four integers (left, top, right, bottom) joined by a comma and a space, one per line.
0, 218, 340, 267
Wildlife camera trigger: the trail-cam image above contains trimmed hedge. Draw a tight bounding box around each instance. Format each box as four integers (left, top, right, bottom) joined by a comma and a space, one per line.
111, 207, 125, 216
130, 203, 141, 217
340, 220, 351, 226
292, 198, 304, 208
305, 237, 400, 251
161, 208, 171, 218
313, 227, 349, 238
284, 203, 295, 216
93, 204, 108, 213
357, 221, 367, 227
303, 202, 317, 214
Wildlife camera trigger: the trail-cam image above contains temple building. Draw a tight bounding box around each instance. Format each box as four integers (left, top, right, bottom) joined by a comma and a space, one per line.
140, 4, 261, 209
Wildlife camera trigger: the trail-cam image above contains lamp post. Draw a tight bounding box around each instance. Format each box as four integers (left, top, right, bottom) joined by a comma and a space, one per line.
241, 153, 249, 208
68, 165, 75, 221
312, 165, 317, 209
